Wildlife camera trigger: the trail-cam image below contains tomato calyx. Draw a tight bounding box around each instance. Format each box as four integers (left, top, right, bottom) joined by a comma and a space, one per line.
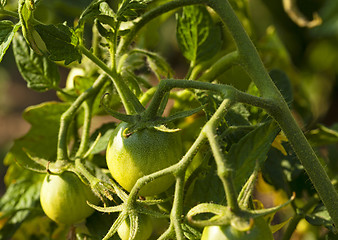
101, 91, 204, 134
187, 194, 296, 238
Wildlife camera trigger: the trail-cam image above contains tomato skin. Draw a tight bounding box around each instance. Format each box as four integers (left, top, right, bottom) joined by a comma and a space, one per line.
201, 217, 273, 240
118, 214, 153, 240
106, 122, 183, 196
40, 171, 99, 225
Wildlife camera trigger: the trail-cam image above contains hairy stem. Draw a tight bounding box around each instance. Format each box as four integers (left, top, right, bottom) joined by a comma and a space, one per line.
75, 100, 92, 158
57, 74, 107, 161
208, 0, 338, 227
203, 99, 240, 213
171, 173, 185, 240
79, 45, 144, 115
207, 0, 280, 99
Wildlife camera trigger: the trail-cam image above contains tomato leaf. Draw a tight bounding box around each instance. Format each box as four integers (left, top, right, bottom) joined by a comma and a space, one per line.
86, 211, 119, 240
89, 123, 116, 155
176, 5, 222, 65
132, 49, 174, 79
0, 20, 20, 62
0, 172, 44, 239
3, 102, 70, 175
12, 34, 60, 92
34, 23, 82, 65
184, 158, 226, 209
228, 121, 280, 193
0, 102, 70, 238
78, 0, 106, 27
305, 203, 335, 232
116, 0, 147, 21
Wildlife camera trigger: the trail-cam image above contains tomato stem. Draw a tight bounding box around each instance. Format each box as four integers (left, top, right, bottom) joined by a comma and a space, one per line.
203, 99, 240, 213
79, 45, 145, 115
208, 0, 338, 227
171, 173, 186, 240
57, 74, 107, 161
75, 100, 93, 158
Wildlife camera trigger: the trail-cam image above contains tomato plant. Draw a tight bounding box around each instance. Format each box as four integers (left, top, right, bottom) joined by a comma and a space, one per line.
106, 122, 182, 196
40, 171, 100, 225
0, 0, 338, 240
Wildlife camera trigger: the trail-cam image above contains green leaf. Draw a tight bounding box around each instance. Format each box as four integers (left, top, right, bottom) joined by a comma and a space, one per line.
128, 48, 174, 79
78, 0, 105, 26
145, 51, 174, 79
176, 5, 222, 65
0, 172, 44, 239
0, 21, 20, 62
12, 33, 60, 92
305, 204, 335, 232
3, 101, 70, 173
34, 23, 82, 65
117, 0, 147, 21
89, 123, 116, 155
228, 121, 280, 192
86, 211, 120, 240
184, 157, 226, 209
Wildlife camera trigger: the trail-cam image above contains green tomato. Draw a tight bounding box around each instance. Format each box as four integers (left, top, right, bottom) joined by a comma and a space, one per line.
201, 217, 273, 240
118, 214, 153, 240
106, 122, 183, 196
40, 171, 100, 225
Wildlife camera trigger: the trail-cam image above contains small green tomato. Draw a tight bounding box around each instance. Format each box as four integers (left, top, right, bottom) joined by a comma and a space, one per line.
40, 171, 99, 225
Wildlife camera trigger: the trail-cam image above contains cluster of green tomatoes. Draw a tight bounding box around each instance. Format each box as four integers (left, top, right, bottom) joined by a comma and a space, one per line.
39, 120, 273, 239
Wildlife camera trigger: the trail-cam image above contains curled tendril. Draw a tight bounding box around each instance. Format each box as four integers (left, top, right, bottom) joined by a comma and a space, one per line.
283, 0, 322, 28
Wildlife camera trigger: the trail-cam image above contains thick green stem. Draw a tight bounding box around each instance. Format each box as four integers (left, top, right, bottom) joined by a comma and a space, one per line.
110, 21, 121, 70
57, 74, 107, 161
171, 173, 185, 240
75, 100, 92, 158
79, 45, 144, 115
203, 99, 240, 213
144, 79, 234, 120
208, 0, 338, 227
74, 158, 99, 185
207, 0, 280, 99
270, 104, 338, 229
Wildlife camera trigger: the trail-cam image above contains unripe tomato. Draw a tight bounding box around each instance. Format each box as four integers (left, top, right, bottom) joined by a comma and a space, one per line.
118, 214, 153, 240
40, 171, 100, 225
106, 122, 183, 196
201, 217, 273, 240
